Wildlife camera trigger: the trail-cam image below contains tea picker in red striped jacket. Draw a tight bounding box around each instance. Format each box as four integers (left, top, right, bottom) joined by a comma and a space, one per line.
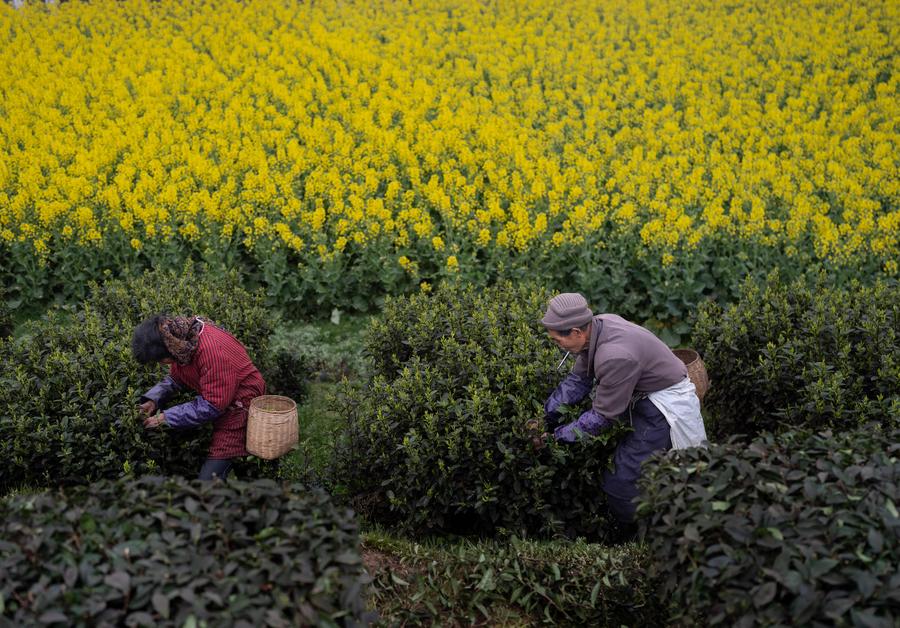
131, 315, 266, 480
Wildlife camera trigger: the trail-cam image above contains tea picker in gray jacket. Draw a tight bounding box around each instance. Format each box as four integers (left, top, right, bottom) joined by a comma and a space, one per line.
539, 292, 705, 539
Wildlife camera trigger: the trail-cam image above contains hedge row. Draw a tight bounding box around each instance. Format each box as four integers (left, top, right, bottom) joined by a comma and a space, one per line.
331, 281, 626, 538
82, 262, 311, 403
364, 531, 664, 626
0, 284, 11, 339
693, 272, 899, 439
0, 476, 374, 627
637, 427, 900, 627
0, 264, 279, 492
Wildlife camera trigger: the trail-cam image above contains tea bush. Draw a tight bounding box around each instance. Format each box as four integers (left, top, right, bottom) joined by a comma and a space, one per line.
692, 272, 900, 439
0, 285, 11, 338
0, 265, 280, 493
82, 261, 273, 362
0, 476, 374, 626
637, 427, 900, 627
332, 282, 626, 538
364, 531, 664, 626
262, 346, 313, 403
85, 262, 313, 404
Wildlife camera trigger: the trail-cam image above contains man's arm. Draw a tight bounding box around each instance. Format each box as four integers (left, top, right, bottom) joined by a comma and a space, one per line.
543, 372, 593, 430
553, 408, 612, 442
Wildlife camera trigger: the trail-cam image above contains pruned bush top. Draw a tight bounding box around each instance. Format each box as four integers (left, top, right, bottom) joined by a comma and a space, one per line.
0, 476, 374, 627
331, 282, 625, 538
692, 272, 899, 439
637, 427, 900, 627
367, 533, 663, 626
0, 264, 277, 492
83, 261, 272, 361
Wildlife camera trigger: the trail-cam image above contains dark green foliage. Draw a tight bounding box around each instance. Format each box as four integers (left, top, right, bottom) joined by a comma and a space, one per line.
693, 272, 899, 439
637, 427, 900, 627
0, 285, 11, 338
332, 282, 625, 538
365, 532, 664, 626
0, 476, 374, 627
261, 347, 312, 404
0, 265, 278, 493
82, 261, 273, 363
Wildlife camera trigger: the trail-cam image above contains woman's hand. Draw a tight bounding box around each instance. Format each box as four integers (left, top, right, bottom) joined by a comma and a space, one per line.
143, 413, 166, 429
532, 432, 550, 451
139, 400, 157, 416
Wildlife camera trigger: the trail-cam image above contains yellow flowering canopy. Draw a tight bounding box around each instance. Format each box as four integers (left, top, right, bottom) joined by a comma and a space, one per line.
0, 0, 896, 278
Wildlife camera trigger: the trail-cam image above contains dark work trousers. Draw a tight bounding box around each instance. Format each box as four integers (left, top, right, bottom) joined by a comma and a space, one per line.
602, 397, 671, 523
199, 458, 233, 481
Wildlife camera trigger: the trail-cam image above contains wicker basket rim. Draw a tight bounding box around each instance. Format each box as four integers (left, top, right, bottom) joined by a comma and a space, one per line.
673, 348, 701, 363
249, 395, 297, 413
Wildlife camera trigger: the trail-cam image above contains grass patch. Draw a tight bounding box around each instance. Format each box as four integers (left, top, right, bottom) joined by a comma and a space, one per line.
274, 312, 372, 483
278, 381, 344, 483
269, 312, 373, 381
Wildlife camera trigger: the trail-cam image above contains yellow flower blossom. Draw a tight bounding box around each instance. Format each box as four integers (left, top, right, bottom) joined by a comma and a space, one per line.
0, 0, 894, 276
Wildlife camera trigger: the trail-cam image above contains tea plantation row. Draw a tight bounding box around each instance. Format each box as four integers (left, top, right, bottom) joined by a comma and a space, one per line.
1, 268, 897, 625
0, 477, 373, 626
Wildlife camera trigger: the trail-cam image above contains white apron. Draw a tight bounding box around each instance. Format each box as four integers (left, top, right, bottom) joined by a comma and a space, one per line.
647, 376, 708, 449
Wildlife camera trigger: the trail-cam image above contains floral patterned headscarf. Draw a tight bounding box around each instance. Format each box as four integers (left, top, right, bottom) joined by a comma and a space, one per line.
157, 316, 211, 365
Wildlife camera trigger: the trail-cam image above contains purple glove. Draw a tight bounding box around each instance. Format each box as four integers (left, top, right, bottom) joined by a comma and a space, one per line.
164, 396, 222, 429
553, 408, 611, 442
544, 373, 592, 429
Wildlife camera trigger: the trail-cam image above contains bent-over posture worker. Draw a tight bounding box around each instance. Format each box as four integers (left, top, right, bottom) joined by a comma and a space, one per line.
541, 293, 706, 537
131, 315, 266, 480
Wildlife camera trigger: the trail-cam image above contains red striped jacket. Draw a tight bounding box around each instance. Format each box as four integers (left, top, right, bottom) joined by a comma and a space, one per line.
169, 324, 266, 459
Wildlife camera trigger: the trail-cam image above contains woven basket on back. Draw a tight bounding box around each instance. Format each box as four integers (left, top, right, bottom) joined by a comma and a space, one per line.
247, 395, 299, 460
672, 348, 710, 403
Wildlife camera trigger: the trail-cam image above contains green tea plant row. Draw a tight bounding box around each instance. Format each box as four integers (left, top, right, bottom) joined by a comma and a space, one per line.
0, 264, 310, 493
0, 477, 373, 627
331, 282, 625, 539
364, 531, 663, 626
693, 271, 899, 439
639, 428, 900, 627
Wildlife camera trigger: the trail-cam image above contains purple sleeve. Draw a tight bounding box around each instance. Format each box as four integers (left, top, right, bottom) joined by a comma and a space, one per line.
140, 375, 183, 407
553, 408, 612, 442
164, 396, 222, 429
544, 372, 593, 419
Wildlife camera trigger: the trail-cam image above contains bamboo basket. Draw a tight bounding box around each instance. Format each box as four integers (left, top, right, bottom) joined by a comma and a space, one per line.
246, 395, 299, 460
673, 348, 710, 403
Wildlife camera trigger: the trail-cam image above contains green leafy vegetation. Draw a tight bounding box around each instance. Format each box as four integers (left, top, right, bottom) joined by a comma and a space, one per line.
0, 476, 374, 626
638, 427, 900, 627
0, 264, 279, 492
0, 284, 11, 339
693, 272, 900, 439
331, 282, 626, 538
363, 530, 663, 626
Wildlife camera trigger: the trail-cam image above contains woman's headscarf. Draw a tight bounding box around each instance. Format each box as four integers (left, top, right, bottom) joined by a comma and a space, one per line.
157, 316, 211, 364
